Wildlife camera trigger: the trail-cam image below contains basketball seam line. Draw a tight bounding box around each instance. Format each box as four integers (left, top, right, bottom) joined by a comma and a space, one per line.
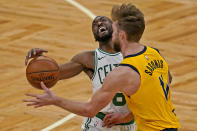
26, 70, 59, 74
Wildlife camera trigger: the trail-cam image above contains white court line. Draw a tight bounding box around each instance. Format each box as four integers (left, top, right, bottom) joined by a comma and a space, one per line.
41, 0, 96, 130
66, 0, 96, 19
41, 113, 76, 131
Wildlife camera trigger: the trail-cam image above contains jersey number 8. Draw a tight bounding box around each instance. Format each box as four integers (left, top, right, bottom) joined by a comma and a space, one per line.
112, 93, 126, 106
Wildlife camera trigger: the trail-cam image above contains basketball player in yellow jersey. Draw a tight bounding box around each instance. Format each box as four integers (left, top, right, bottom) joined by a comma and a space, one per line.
24, 3, 180, 131
110, 4, 180, 131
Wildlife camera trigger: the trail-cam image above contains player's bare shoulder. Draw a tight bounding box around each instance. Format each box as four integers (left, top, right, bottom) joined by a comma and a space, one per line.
103, 65, 140, 95
118, 66, 140, 96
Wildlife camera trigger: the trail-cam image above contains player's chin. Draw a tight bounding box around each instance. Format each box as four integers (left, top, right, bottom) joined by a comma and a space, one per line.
99, 31, 109, 37
99, 34, 111, 41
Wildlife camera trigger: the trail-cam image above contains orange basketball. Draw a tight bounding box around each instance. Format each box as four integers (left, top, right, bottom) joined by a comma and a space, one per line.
26, 56, 59, 89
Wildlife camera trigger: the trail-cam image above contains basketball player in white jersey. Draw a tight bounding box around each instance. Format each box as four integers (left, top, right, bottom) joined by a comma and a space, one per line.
25, 16, 135, 131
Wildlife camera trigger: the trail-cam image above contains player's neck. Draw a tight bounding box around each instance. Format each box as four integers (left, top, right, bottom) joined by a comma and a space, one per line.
121, 42, 144, 57
99, 39, 117, 54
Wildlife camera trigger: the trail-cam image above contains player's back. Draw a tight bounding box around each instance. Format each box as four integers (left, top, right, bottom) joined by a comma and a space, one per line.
120, 46, 180, 130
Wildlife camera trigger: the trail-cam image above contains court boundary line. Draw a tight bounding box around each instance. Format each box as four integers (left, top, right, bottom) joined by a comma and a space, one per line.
41, 0, 95, 131
66, 0, 96, 19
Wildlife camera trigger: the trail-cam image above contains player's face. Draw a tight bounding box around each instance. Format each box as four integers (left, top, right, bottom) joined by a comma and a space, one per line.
112, 22, 121, 52
92, 16, 113, 42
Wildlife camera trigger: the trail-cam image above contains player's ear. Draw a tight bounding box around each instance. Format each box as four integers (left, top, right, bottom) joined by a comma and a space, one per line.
119, 30, 126, 41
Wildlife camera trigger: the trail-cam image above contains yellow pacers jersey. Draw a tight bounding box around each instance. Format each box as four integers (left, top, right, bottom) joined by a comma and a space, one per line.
120, 46, 180, 131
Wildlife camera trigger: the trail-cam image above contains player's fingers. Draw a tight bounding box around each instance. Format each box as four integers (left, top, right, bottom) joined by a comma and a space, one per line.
104, 114, 112, 120
103, 118, 111, 127
104, 120, 114, 128
37, 48, 48, 55
103, 114, 112, 123
107, 123, 115, 128
25, 51, 31, 65
33, 48, 36, 55
25, 48, 48, 65
34, 104, 44, 108
40, 82, 49, 92
102, 120, 108, 126
39, 48, 48, 53
25, 55, 29, 65
23, 99, 39, 102
25, 93, 39, 98
28, 50, 32, 58
26, 102, 38, 106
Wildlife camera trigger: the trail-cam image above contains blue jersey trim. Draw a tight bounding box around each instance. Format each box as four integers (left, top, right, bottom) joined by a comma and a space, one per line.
119, 64, 139, 75
124, 46, 147, 58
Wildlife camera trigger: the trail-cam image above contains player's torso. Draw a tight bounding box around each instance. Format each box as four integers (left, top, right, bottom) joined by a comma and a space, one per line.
91, 48, 131, 113
91, 48, 121, 92
82, 48, 134, 130
121, 46, 180, 130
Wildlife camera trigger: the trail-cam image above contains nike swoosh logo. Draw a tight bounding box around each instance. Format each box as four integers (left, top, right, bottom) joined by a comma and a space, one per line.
98, 56, 106, 60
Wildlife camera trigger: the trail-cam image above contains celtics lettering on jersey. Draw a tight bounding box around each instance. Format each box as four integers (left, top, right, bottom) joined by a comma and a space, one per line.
91, 48, 130, 113
98, 64, 119, 84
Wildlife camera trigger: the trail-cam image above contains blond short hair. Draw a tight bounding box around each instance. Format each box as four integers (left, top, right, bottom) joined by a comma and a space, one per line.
111, 3, 145, 42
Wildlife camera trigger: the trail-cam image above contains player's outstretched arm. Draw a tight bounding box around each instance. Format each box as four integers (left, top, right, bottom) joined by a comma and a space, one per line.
25, 48, 94, 80
24, 75, 118, 117
59, 51, 94, 80
24, 66, 140, 117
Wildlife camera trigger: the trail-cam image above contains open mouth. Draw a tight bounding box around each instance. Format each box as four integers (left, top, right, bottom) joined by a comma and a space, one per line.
99, 26, 107, 33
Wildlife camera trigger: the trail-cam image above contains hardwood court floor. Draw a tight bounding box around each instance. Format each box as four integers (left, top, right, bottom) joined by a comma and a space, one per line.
0, 0, 197, 130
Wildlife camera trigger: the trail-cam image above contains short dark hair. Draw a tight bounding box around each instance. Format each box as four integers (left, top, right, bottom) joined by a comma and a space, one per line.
111, 3, 145, 42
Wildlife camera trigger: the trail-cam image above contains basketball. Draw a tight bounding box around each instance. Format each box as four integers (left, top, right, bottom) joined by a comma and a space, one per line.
26, 56, 59, 89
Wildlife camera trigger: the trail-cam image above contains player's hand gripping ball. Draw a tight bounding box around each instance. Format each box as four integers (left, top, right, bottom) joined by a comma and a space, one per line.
26, 56, 59, 89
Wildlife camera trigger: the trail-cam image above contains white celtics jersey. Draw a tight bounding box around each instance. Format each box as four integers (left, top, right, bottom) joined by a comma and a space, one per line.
82, 48, 135, 130
91, 48, 130, 113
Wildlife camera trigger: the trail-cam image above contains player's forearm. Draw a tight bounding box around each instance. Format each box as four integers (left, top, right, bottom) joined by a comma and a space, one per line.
54, 96, 96, 117
59, 63, 83, 80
